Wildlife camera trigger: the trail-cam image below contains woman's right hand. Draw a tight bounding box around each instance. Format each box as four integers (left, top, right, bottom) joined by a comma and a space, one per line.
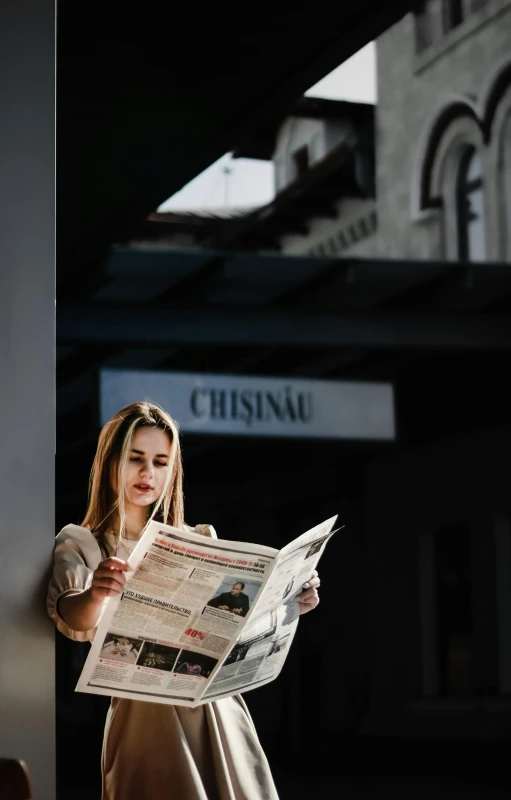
89, 557, 130, 602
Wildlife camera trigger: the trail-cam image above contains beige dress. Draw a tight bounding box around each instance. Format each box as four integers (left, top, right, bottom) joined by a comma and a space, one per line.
47, 524, 280, 800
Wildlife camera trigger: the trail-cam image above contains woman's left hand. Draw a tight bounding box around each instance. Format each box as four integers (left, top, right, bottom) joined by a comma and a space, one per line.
194, 524, 217, 539
298, 570, 320, 615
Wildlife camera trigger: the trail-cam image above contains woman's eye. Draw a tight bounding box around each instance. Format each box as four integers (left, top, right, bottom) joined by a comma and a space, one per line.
130, 457, 141, 462
155, 461, 168, 468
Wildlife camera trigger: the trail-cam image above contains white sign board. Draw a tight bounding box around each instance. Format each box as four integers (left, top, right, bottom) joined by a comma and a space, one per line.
100, 369, 395, 441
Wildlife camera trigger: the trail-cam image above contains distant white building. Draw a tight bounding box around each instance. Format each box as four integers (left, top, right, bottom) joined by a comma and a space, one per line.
125, 96, 378, 258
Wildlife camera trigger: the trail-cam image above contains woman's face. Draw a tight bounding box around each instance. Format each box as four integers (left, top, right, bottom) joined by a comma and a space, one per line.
121, 426, 172, 509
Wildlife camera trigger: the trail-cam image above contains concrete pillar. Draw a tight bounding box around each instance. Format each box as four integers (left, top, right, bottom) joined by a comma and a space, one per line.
0, 2, 56, 798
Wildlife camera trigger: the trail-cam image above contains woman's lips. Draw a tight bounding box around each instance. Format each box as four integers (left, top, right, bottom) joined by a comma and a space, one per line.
134, 483, 153, 492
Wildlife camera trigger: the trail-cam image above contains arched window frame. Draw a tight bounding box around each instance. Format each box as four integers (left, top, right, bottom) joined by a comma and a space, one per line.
441, 0, 463, 34
412, 58, 511, 261
489, 84, 511, 261
455, 147, 486, 262
432, 119, 485, 261
502, 115, 511, 260
414, 1, 434, 54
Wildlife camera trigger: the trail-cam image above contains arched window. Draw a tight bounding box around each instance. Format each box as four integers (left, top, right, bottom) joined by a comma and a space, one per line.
442, 0, 463, 33
293, 146, 309, 178
414, 1, 433, 53
456, 147, 486, 261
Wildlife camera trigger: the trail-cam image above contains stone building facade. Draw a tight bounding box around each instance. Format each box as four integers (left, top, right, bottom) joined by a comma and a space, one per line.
376, 0, 511, 263
280, 0, 511, 265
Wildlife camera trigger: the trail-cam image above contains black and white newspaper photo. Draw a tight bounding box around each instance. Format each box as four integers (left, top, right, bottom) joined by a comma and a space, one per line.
76, 516, 338, 706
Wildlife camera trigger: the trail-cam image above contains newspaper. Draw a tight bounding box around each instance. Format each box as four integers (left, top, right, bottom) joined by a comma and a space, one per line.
76, 515, 338, 706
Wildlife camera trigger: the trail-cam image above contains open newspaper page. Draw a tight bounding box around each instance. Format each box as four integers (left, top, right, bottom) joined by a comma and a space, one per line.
202, 515, 338, 702
75, 522, 279, 707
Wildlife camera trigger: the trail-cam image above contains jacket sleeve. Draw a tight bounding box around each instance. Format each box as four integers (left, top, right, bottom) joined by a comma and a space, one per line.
241, 594, 250, 617
206, 592, 225, 608
47, 526, 100, 642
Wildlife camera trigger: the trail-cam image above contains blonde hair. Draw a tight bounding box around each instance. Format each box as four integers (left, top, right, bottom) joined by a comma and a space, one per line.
82, 401, 184, 545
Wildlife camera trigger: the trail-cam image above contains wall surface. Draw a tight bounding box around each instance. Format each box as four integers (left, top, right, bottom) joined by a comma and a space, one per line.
0, 1, 56, 798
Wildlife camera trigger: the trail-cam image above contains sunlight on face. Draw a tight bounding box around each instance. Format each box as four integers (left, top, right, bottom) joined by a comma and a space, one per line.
124, 426, 171, 509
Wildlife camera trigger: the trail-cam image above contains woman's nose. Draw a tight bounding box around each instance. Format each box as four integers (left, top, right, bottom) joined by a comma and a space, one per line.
140, 461, 154, 477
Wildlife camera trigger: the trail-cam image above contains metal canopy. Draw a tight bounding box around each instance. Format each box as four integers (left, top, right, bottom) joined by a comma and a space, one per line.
58, 247, 511, 352
58, 306, 511, 351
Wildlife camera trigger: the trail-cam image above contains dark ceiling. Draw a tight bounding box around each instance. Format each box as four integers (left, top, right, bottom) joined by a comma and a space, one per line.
57, 1, 412, 293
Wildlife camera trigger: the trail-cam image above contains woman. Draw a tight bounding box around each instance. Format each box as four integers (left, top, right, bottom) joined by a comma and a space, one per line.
48, 401, 321, 800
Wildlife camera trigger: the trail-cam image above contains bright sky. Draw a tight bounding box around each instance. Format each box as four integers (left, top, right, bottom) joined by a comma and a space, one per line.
158, 42, 376, 212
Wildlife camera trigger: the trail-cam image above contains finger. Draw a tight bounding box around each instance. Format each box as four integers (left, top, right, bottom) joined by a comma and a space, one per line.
300, 594, 320, 607
101, 557, 130, 571
93, 573, 126, 592
299, 588, 319, 602
299, 594, 320, 612
95, 566, 127, 584
302, 570, 320, 589
96, 563, 127, 575
195, 524, 217, 539
300, 597, 319, 609
299, 598, 320, 615
91, 586, 122, 599
303, 577, 320, 590
92, 577, 125, 592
